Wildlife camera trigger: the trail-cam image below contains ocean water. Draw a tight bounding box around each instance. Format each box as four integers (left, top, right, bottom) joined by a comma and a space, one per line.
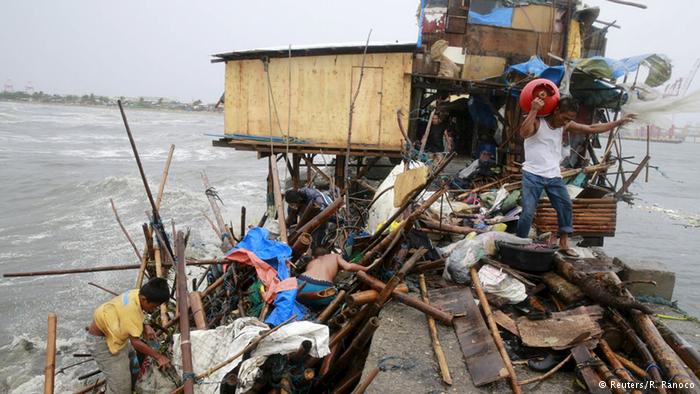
0, 102, 269, 392
0, 102, 699, 392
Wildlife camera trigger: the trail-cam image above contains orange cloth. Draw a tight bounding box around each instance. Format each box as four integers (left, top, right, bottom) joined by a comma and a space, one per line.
225, 248, 297, 303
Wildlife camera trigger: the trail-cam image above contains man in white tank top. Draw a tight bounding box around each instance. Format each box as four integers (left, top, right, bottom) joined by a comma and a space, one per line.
516, 96, 635, 255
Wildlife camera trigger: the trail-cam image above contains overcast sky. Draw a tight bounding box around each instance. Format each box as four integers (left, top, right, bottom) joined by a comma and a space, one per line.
1, 0, 697, 102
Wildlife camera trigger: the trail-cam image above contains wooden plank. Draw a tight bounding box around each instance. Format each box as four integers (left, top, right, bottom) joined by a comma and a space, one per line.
516, 309, 602, 350
461, 55, 507, 80
430, 286, 508, 386
493, 310, 519, 337
571, 344, 611, 394
465, 24, 563, 60
350, 67, 383, 146
512, 5, 555, 33
393, 166, 429, 208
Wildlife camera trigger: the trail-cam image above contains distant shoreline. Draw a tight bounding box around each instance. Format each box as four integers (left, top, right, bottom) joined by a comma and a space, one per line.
0, 98, 224, 116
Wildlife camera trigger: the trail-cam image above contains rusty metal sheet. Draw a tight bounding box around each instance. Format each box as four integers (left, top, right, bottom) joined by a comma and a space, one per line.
516, 309, 602, 350
430, 286, 508, 386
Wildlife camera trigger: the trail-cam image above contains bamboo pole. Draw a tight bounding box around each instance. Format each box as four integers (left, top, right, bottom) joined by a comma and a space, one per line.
154, 247, 169, 325
364, 153, 454, 249
202, 171, 234, 250
632, 312, 700, 393
155, 144, 175, 210
655, 319, 700, 380
470, 266, 522, 394
109, 199, 142, 262
356, 271, 453, 325
316, 289, 347, 324
269, 156, 288, 244
614, 353, 647, 380
44, 313, 57, 394
351, 367, 380, 394
87, 282, 118, 296
599, 339, 642, 394
189, 291, 206, 330
175, 232, 194, 394
3, 259, 225, 278
609, 310, 666, 393
289, 196, 345, 245
419, 274, 452, 385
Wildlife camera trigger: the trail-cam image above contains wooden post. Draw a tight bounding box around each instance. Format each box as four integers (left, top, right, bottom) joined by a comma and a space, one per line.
175, 232, 194, 394
419, 274, 452, 385
44, 313, 57, 394
269, 156, 289, 244
470, 266, 522, 394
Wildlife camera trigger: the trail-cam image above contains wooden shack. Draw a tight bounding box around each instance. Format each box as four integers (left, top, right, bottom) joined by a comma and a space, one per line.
211, 43, 415, 157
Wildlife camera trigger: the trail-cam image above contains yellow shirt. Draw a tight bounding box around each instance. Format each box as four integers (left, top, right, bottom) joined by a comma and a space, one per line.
94, 289, 144, 354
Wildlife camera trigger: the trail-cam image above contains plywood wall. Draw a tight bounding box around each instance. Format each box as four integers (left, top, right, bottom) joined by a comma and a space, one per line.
224, 52, 412, 149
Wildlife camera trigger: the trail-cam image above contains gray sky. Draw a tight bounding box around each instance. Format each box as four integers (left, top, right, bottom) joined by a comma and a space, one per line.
1, 0, 697, 102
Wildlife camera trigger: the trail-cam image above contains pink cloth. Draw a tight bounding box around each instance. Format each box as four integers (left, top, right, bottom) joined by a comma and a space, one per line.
224, 248, 297, 303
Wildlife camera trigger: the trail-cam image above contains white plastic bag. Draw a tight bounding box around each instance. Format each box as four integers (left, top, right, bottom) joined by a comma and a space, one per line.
440, 231, 531, 284
478, 265, 527, 304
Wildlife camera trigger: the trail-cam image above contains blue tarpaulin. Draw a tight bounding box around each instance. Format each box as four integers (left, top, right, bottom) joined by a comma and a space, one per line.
232, 227, 308, 325
506, 56, 565, 85
468, 7, 514, 28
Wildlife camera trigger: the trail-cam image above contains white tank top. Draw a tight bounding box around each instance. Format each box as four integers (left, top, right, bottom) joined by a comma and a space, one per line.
522, 119, 563, 178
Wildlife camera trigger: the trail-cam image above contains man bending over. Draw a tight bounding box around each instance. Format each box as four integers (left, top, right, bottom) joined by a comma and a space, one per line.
86, 277, 171, 394
297, 247, 368, 309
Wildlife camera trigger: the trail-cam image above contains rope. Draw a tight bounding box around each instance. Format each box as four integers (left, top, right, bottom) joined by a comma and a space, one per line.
377, 355, 416, 372
182, 371, 197, 383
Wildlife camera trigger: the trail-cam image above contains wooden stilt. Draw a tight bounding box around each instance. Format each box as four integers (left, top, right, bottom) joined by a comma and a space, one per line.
44, 313, 57, 394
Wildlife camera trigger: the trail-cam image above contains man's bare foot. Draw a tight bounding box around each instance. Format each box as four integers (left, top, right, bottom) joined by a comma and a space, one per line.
558, 234, 579, 257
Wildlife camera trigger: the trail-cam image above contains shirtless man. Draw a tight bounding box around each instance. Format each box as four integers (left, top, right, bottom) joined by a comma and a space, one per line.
297, 247, 368, 309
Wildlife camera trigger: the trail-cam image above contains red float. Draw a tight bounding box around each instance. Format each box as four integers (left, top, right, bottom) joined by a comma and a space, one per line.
519, 78, 560, 116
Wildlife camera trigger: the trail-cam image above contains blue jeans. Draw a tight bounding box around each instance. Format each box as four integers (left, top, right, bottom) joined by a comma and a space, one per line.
516, 171, 573, 238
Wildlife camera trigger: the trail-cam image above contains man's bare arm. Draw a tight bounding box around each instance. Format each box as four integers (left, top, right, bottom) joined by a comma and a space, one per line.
337, 255, 369, 272
130, 337, 171, 369
566, 113, 636, 134
519, 98, 545, 139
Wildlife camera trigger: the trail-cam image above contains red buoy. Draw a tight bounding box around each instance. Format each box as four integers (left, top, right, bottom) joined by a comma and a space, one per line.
519, 78, 560, 116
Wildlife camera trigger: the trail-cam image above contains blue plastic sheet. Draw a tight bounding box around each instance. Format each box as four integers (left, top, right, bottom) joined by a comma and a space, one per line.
506, 56, 565, 85
468, 7, 513, 28
232, 227, 308, 325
